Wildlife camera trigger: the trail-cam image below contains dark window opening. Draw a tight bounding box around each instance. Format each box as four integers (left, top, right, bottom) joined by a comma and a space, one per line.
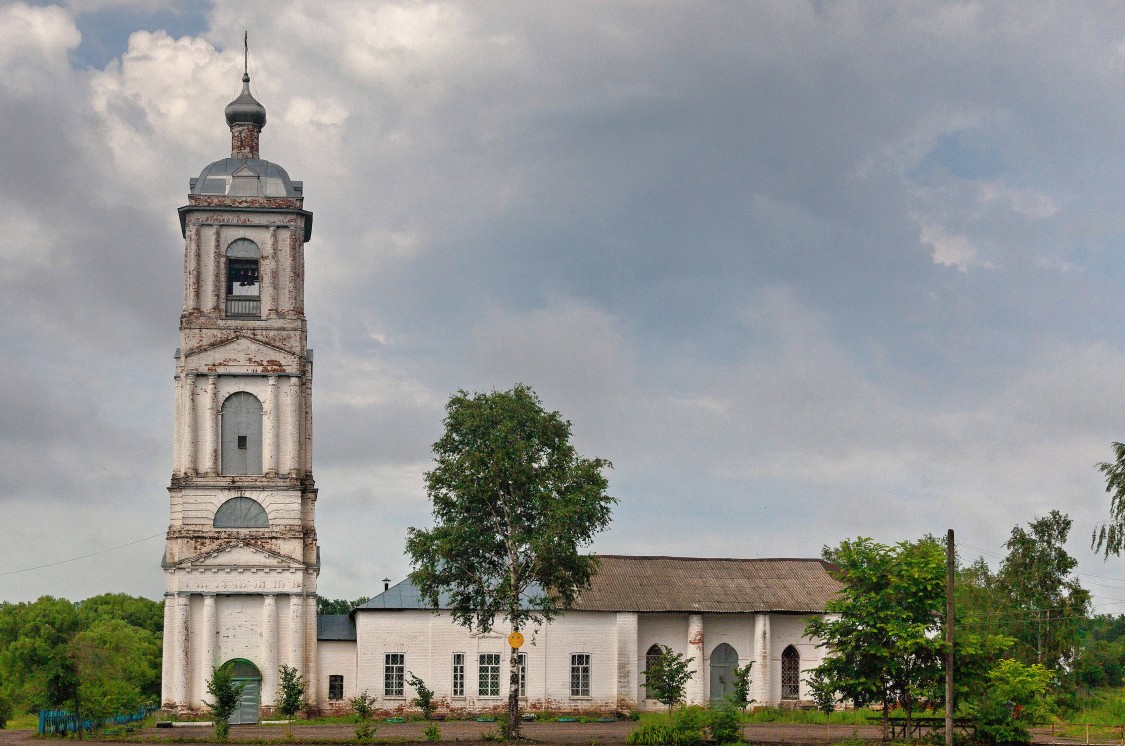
781, 645, 800, 700
328, 675, 343, 701
237, 435, 248, 450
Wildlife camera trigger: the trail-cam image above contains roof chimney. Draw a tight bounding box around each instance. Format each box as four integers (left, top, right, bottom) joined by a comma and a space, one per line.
383, 577, 391, 592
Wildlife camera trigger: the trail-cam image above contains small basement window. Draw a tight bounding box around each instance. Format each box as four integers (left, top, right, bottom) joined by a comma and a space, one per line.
328, 675, 343, 701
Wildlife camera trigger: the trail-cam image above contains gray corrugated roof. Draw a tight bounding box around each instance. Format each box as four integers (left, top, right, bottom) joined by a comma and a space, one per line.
356, 555, 841, 615
317, 614, 357, 641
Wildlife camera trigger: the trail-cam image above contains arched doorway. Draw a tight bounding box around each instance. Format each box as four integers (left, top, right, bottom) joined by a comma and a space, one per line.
709, 643, 739, 704
222, 659, 262, 724
781, 645, 800, 701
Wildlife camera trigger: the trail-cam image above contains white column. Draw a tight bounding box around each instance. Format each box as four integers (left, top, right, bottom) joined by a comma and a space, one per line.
190, 226, 201, 312
200, 594, 217, 688
686, 614, 705, 705
262, 227, 277, 318
286, 376, 301, 477
288, 229, 299, 315
305, 595, 318, 704
755, 613, 771, 706
616, 612, 639, 711
184, 374, 197, 476
209, 227, 221, 314
264, 375, 279, 476
289, 594, 305, 675
172, 375, 183, 477
262, 595, 278, 705
206, 374, 219, 475
161, 593, 175, 705
172, 593, 191, 707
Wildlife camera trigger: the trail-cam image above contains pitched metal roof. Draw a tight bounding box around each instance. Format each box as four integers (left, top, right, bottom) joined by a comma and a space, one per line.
317, 614, 357, 641
355, 555, 841, 615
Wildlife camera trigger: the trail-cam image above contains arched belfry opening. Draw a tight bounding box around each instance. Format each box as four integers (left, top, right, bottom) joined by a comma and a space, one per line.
225, 238, 261, 318
221, 392, 263, 475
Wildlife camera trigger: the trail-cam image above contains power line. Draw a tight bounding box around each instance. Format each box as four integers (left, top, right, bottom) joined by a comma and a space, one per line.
0, 532, 165, 577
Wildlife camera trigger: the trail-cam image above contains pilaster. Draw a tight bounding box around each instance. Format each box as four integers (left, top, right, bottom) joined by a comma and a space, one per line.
172, 593, 191, 707
686, 614, 705, 705
755, 613, 771, 705
262, 595, 278, 704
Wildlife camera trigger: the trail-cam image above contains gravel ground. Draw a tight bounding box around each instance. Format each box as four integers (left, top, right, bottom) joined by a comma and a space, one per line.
0, 720, 1105, 745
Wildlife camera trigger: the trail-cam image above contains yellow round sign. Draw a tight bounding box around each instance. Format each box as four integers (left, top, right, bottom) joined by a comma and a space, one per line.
508, 631, 525, 648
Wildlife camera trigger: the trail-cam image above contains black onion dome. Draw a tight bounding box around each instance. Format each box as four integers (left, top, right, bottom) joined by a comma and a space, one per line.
224, 73, 267, 128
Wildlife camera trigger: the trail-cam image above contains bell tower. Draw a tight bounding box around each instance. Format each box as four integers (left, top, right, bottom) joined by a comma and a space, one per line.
161, 46, 319, 719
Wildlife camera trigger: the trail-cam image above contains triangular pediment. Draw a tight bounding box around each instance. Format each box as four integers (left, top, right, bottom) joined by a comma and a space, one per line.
174, 541, 304, 570
232, 164, 260, 178
184, 335, 301, 373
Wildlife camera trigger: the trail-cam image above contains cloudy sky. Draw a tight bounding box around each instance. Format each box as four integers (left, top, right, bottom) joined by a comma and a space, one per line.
6, 0, 1125, 610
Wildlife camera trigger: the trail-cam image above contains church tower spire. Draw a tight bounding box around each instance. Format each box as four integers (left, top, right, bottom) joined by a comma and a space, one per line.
225, 33, 267, 159
161, 53, 319, 718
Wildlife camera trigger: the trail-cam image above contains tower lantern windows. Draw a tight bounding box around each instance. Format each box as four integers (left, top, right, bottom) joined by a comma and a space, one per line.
225, 238, 261, 318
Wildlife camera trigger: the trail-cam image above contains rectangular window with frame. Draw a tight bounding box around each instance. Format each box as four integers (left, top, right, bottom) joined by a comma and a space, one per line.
452, 653, 465, 698
328, 675, 344, 701
517, 652, 527, 698
385, 653, 405, 697
570, 653, 591, 698
479, 653, 501, 697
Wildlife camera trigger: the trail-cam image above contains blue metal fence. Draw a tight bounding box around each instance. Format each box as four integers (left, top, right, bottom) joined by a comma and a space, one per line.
39, 704, 156, 735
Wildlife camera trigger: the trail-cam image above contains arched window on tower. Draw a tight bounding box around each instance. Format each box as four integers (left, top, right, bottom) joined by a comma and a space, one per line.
221, 392, 263, 475
781, 645, 800, 700
214, 496, 269, 528
225, 238, 260, 318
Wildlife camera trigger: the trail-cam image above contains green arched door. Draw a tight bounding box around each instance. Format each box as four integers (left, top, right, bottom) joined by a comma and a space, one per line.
709, 643, 739, 704
223, 659, 262, 725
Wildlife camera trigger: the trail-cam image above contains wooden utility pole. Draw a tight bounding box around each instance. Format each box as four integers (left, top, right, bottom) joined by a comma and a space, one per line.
945, 528, 954, 746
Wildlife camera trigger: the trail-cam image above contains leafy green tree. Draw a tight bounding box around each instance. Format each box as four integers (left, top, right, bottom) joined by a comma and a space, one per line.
806, 537, 946, 739
642, 646, 695, 712
999, 511, 1090, 681
0, 594, 163, 725
316, 596, 371, 615
204, 665, 243, 741
406, 385, 615, 738
276, 663, 307, 719
1095, 442, 1125, 556
71, 618, 158, 732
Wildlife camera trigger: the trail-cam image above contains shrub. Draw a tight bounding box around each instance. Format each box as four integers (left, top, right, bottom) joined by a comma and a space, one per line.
408, 671, 435, 719
708, 704, 742, 744
627, 708, 710, 746
276, 664, 308, 719
424, 723, 442, 742
349, 690, 377, 742
203, 665, 244, 742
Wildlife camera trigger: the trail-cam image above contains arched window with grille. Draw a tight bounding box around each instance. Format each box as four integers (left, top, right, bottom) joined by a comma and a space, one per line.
221, 392, 263, 475
781, 645, 800, 700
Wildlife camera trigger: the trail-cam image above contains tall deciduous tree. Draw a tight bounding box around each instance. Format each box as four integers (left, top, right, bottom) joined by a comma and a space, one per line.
806, 537, 946, 739
406, 385, 614, 737
1000, 511, 1089, 679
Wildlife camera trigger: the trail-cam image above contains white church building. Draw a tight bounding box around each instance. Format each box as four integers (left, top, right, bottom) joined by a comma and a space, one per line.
159, 65, 842, 722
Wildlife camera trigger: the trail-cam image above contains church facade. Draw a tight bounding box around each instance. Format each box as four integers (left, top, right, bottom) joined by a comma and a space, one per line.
160, 68, 841, 720
315, 556, 841, 713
